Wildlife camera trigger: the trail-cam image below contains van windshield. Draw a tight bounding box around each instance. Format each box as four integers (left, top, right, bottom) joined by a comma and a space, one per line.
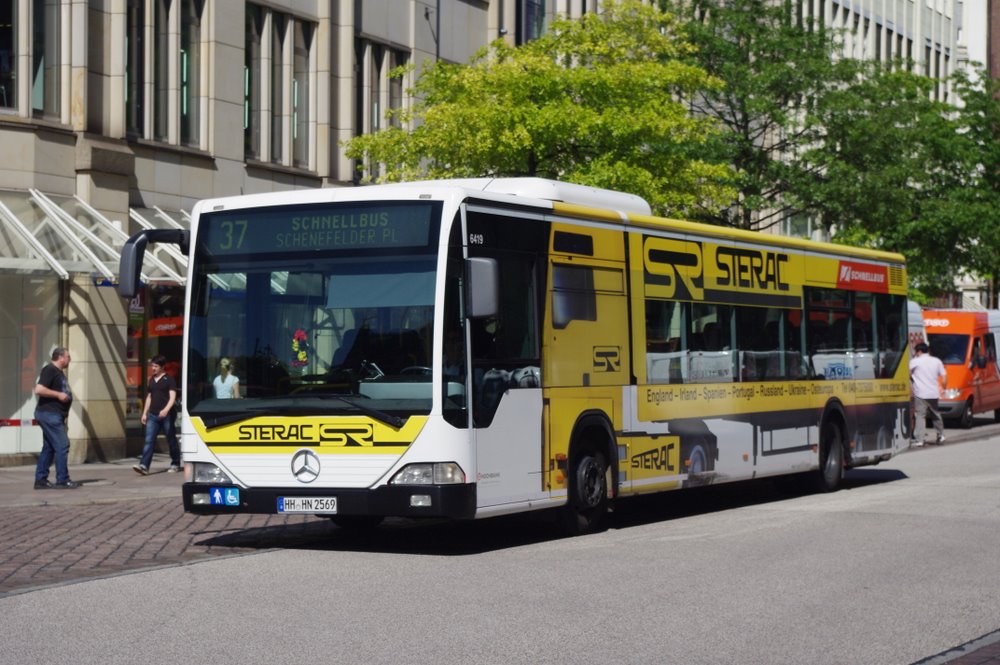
927, 334, 969, 365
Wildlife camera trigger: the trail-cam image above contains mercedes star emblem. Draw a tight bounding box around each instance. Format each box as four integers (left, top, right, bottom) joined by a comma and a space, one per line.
290, 449, 320, 483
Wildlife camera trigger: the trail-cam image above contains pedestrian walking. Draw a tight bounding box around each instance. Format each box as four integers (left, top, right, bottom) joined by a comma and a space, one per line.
33, 347, 81, 489
910, 342, 947, 446
134, 355, 181, 474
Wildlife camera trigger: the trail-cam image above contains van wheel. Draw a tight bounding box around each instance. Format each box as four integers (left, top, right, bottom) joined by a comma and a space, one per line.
993, 408, 1000, 423
958, 400, 974, 429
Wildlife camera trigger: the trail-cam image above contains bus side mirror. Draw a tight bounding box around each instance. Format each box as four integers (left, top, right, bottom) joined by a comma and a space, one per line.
118, 229, 190, 298
976, 355, 988, 369
465, 257, 498, 319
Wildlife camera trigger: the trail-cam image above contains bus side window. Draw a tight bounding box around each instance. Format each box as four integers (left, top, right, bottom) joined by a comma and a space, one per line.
986, 334, 997, 362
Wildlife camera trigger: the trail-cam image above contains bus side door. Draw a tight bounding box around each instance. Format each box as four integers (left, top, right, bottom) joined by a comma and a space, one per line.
543, 225, 629, 490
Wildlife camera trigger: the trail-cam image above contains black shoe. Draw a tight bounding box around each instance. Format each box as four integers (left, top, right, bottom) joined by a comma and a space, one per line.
33, 479, 53, 490
53, 480, 81, 489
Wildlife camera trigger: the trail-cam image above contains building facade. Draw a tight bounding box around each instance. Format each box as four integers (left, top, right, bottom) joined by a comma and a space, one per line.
0, 0, 984, 464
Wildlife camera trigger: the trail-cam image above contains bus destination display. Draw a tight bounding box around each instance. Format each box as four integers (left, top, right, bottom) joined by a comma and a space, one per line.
202, 202, 435, 254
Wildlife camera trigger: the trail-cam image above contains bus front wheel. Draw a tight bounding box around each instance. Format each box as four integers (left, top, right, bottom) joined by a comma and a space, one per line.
561, 448, 610, 536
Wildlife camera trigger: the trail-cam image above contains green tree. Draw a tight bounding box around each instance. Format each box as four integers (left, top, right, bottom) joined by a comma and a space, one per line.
661, 0, 860, 230
799, 64, 1000, 297
664, 0, 1000, 297
344, 0, 734, 217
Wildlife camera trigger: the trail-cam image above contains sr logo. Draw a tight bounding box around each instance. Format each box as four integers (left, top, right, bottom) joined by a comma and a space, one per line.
320, 424, 375, 446
593, 346, 621, 372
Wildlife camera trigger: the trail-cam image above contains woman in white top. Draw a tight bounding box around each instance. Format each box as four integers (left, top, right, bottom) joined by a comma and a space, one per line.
213, 357, 241, 398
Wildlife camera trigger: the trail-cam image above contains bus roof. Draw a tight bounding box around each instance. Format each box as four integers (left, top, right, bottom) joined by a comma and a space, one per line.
193, 178, 904, 266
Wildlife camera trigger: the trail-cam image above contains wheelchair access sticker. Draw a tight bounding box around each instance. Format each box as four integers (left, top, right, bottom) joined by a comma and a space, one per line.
210, 487, 240, 506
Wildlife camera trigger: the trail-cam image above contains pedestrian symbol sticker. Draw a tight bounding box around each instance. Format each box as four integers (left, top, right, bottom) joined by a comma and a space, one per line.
210, 487, 240, 506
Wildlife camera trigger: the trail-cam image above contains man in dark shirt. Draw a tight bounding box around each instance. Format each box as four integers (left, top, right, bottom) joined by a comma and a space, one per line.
134, 354, 181, 474
34, 347, 80, 489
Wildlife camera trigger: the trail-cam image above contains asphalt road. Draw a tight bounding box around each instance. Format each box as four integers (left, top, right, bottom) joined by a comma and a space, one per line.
1, 421, 999, 664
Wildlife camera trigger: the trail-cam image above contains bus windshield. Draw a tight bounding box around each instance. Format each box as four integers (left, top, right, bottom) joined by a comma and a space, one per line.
927, 333, 969, 365
185, 200, 443, 421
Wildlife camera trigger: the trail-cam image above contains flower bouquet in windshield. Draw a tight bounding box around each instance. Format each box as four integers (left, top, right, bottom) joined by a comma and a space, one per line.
291, 329, 310, 371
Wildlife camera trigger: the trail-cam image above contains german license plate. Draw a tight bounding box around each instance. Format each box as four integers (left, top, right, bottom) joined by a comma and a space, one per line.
277, 496, 338, 513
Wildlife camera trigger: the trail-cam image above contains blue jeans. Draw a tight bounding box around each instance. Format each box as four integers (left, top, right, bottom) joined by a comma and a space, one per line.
35, 411, 70, 484
140, 413, 180, 469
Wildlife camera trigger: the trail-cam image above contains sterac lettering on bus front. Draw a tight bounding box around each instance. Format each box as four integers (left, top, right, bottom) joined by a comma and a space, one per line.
235, 423, 376, 446
642, 237, 799, 303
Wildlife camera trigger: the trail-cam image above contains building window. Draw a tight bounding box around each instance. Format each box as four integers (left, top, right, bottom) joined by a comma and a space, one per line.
126, 0, 144, 135
244, 5, 262, 159
153, 0, 169, 140
1, 2, 15, 109
292, 20, 312, 168
32, 0, 60, 119
180, 0, 202, 146
356, 40, 409, 178
517, 0, 545, 45
126, 0, 206, 147
270, 13, 285, 163
243, 7, 316, 167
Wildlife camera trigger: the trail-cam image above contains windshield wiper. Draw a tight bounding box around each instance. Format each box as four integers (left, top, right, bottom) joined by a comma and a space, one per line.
315, 394, 405, 429
196, 397, 405, 430
197, 409, 289, 430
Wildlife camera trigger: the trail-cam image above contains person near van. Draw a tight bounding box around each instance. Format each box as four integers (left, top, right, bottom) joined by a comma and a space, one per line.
33, 347, 81, 489
909, 342, 947, 446
134, 355, 181, 474
212, 357, 241, 398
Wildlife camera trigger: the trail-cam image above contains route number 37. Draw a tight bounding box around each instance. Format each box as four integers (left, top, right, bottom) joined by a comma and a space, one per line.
218, 220, 248, 250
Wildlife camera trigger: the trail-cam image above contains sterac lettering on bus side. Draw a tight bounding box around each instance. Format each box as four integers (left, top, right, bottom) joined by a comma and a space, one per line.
643, 237, 790, 299
237, 423, 375, 446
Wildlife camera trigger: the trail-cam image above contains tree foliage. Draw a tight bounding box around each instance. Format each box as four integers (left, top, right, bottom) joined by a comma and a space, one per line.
660, 0, 860, 229
343, 0, 735, 217
799, 64, 1000, 295
664, 0, 1000, 298
346, 0, 1000, 299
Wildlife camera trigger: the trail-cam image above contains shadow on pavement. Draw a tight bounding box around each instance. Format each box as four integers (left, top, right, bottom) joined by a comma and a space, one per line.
193, 466, 909, 557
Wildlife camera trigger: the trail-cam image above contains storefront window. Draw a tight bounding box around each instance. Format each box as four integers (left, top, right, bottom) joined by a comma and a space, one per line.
0, 275, 60, 455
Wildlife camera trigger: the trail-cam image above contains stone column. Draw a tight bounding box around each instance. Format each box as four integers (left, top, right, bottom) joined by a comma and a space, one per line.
65, 276, 129, 463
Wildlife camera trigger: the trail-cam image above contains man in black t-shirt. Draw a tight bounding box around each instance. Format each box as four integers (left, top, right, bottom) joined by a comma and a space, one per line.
34, 347, 80, 489
134, 354, 181, 474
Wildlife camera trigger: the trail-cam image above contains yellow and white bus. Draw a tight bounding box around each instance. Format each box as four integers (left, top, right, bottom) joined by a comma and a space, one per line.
119, 178, 911, 533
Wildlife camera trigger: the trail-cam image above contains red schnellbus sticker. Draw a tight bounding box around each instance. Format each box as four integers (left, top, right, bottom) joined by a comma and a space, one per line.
836, 261, 889, 293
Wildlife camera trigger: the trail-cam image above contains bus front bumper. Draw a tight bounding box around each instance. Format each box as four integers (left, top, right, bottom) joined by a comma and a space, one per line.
183, 482, 477, 519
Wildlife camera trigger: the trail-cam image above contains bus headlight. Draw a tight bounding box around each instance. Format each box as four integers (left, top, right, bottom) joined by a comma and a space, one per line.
192, 462, 234, 484
943, 389, 962, 400
390, 462, 466, 485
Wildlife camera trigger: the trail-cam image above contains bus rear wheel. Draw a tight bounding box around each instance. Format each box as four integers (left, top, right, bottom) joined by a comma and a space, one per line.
561, 448, 609, 536
815, 419, 844, 493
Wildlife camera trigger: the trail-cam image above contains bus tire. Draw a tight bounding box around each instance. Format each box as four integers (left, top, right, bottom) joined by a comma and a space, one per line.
994, 408, 1000, 423
958, 400, 974, 429
561, 447, 610, 536
681, 437, 713, 488
815, 418, 845, 493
